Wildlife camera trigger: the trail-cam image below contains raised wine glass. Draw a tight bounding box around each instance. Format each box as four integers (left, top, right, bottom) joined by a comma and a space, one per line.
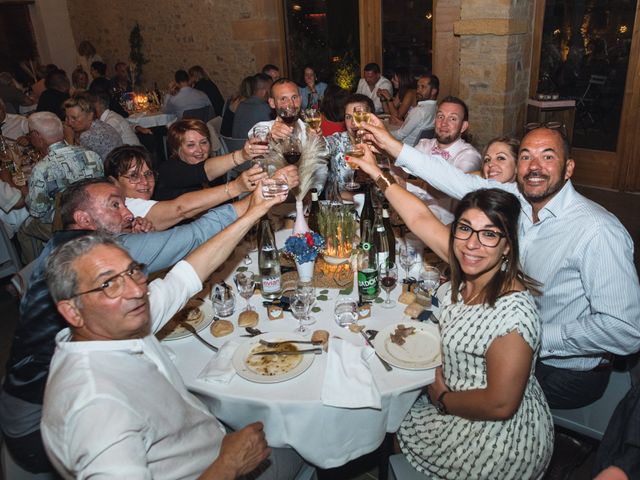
283, 137, 302, 165
379, 261, 398, 308
303, 108, 321, 132
278, 105, 298, 126
343, 146, 363, 191
234, 272, 256, 313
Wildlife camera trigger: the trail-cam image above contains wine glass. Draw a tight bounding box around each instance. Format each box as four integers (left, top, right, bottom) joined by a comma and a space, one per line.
379, 261, 398, 308
343, 146, 362, 191
398, 245, 418, 279
334, 294, 358, 328
283, 137, 302, 165
250, 126, 270, 168
419, 265, 441, 300
291, 295, 310, 334
296, 280, 316, 325
234, 272, 256, 313
303, 108, 321, 132
278, 105, 298, 126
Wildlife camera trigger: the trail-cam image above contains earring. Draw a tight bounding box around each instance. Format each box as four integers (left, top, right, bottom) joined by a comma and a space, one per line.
500, 256, 509, 272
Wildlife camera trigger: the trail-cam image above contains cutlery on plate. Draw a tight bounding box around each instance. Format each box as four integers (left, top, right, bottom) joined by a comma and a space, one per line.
245, 327, 263, 336
258, 339, 321, 348
251, 348, 323, 356
179, 321, 219, 352
361, 329, 392, 372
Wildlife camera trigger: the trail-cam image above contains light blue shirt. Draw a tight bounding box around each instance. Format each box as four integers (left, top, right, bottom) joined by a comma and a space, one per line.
163, 86, 212, 119
392, 99, 437, 146
396, 144, 640, 371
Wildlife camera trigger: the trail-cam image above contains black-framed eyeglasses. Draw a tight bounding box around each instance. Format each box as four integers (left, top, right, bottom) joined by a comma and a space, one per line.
69, 262, 147, 300
452, 222, 505, 248
524, 121, 568, 138
120, 170, 155, 184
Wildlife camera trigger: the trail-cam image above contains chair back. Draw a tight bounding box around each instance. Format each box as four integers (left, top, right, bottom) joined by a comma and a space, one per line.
182, 105, 215, 123
414, 127, 435, 146
206, 118, 228, 156
220, 135, 247, 154
209, 115, 223, 135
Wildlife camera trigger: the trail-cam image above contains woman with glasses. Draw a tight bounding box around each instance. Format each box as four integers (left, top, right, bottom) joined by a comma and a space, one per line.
104, 145, 265, 231
347, 146, 553, 479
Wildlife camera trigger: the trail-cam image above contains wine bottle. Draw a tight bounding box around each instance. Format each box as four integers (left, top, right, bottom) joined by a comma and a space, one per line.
360, 184, 375, 230
357, 220, 379, 301
382, 203, 396, 264
308, 188, 320, 233
373, 211, 389, 269
257, 217, 282, 300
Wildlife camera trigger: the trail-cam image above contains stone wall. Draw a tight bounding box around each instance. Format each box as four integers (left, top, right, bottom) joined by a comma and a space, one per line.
66, 0, 283, 98
453, 0, 534, 149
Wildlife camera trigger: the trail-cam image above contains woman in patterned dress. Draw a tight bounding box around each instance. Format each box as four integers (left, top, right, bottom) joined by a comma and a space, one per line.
345, 141, 554, 479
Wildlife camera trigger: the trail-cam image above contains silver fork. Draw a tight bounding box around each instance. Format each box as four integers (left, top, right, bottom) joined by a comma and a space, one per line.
259, 339, 321, 348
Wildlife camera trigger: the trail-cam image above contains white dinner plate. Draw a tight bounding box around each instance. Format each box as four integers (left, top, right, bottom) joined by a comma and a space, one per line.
374, 321, 441, 370
232, 333, 316, 384
157, 299, 214, 341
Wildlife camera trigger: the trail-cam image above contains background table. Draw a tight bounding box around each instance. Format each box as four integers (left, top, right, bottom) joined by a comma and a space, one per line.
164, 231, 436, 468
127, 110, 176, 128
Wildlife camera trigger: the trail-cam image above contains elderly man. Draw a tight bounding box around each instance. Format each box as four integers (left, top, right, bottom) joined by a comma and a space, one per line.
355, 63, 393, 113
40, 189, 306, 479
163, 69, 212, 120
363, 120, 640, 410
36, 69, 70, 120
93, 90, 142, 145
0, 98, 28, 141
392, 74, 439, 147
64, 91, 123, 161
232, 73, 273, 139
0, 172, 302, 473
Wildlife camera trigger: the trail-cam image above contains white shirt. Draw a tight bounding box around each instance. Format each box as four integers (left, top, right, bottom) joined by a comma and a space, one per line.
413, 137, 481, 213
126, 196, 157, 218
1, 113, 29, 140
356, 76, 393, 113
396, 144, 640, 371
42, 261, 226, 479
100, 109, 141, 146
0, 179, 28, 237
392, 99, 437, 146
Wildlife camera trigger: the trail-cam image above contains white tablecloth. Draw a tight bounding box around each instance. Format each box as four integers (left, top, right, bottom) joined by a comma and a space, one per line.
127, 111, 176, 128
165, 232, 435, 468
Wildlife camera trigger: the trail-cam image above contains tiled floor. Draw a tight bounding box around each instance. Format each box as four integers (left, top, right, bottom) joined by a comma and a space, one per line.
0, 185, 637, 479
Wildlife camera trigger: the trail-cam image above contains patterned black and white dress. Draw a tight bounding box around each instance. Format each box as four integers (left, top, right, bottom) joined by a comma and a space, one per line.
398, 283, 554, 480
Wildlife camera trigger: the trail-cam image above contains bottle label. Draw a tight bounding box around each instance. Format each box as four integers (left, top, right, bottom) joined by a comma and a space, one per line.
358, 268, 378, 297
362, 242, 371, 252
376, 226, 385, 232
262, 275, 281, 293
376, 252, 389, 268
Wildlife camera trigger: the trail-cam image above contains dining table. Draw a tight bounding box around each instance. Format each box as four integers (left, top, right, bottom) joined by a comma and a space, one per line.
162, 229, 439, 469
126, 109, 177, 129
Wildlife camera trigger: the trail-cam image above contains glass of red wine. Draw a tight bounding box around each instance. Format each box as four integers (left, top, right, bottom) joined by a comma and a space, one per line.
278, 106, 298, 126
283, 137, 302, 165
379, 261, 399, 308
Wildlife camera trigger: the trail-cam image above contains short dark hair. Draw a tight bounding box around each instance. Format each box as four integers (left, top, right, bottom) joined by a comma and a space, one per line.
251, 73, 273, 95
90, 61, 107, 76
269, 78, 298, 99
93, 90, 110, 108
45, 70, 70, 91
439, 95, 469, 122
363, 63, 380, 74
344, 93, 375, 113
174, 70, 189, 84
427, 74, 440, 92
104, 145, 153, 179
262, 64, 279, 74
59, 178, 112, 229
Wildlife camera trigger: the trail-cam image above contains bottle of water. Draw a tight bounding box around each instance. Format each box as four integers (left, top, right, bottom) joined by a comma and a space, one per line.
357, 219, 379, 301
258, 217, 282, 300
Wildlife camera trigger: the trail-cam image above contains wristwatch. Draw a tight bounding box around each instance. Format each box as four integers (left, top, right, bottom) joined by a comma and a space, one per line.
374, 171, 396, 193
434, 391, 449, 415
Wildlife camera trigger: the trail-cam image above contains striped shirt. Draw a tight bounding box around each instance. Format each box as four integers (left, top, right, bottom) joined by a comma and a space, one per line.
396, 144, 640, 371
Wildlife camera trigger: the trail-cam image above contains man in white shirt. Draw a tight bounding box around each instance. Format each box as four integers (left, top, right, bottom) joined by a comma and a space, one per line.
93, 90, 142, 145
163, 69, 212, 120
362, 119, 640, 409
41, 188, 305, 479
0, 98, 28, 141
392, 74, 439, 147
355, 63, 393, 113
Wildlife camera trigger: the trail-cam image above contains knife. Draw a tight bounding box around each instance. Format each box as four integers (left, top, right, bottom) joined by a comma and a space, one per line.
359, 330, 393, 372
179, 321, 219, 352
251, 348, 323, 356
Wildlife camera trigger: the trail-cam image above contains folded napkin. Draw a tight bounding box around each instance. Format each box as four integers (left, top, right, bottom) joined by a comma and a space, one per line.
321, 338, 382, 409
197, 340, 240, 384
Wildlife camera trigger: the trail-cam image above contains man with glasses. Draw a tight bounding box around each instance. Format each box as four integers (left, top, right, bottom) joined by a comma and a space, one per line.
362, 120, 640, 410
19, 111, 103, 261
40, 190, 305, 479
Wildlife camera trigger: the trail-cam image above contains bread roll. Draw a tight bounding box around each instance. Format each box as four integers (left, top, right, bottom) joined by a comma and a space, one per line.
404, 302, 424, 319
311, 329, 329, 351
210, 319, 234, 337
238, 310, 259, 327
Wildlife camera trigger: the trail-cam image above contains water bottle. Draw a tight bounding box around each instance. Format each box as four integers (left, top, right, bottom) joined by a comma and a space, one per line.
258, 217, 282, 300
357, 219, 379, 301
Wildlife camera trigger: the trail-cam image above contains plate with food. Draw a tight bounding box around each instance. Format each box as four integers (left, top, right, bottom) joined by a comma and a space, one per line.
374, 321, 441, 370
156, 298, 214, 341
232, 333, 315, 384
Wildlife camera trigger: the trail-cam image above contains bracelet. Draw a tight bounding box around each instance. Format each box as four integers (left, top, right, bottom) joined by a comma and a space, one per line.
374, 171, 396, 193
224, 181, 233, 198
435, 391, 449, 415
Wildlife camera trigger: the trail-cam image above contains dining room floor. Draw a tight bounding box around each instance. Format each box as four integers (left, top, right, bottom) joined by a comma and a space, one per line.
0, 184, 638, 479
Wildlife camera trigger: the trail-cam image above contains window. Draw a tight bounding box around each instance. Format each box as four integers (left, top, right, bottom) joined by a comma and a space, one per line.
0, 2, 38, 81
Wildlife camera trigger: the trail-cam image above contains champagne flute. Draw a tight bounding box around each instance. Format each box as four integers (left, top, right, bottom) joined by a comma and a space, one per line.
352, 105, 370, 142
234, 272, 256, 313
291, 295, 310, 334
343, 147, 363, 191
379, 261, 398, 308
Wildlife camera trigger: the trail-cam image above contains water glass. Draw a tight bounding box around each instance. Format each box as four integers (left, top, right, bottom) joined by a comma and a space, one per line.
234, 272, 256, 312
262, 172, 289, 198
211, 283, 235, 317
334, 296, 358, 328
419, 265, 441, 303
296, 281, 316, 325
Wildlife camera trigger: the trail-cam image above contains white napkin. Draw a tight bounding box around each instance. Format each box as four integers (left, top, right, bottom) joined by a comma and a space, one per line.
197, 340, 240, 384
321, 338, 382, 409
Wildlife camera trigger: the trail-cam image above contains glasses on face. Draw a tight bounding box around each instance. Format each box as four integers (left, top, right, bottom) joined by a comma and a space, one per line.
121, 170, 155, 184
70, 262, 147, 300
524, 121, 568, 138
452, 222, 505, 248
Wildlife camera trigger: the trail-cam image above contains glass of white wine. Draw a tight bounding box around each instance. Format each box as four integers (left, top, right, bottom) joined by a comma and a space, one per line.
303, 108, 322, 132
343, 147, 362, 191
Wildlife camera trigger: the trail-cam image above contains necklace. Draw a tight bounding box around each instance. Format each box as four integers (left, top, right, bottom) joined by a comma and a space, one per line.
462, 287, 484, 305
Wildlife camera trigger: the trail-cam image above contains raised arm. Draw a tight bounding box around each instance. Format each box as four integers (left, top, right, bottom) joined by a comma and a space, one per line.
202, 138, 268, 182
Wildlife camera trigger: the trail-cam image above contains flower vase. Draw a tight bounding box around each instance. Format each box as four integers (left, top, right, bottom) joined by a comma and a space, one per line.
293, 199, 310, 235
296, 258, 315, 282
